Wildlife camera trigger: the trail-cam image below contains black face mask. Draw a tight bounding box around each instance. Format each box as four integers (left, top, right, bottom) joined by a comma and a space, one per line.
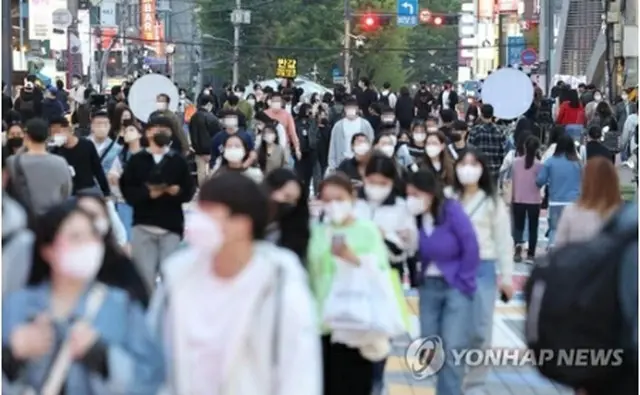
275, 201, 296, 219
152, 133, 171, 147
140, 136, 150, 147
6, 137, 23, 152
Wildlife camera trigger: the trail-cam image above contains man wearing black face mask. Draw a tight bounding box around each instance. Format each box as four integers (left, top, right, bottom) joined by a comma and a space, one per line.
413, 81, 434, 120
294, 103, 319, 190
119, 115, 195, 292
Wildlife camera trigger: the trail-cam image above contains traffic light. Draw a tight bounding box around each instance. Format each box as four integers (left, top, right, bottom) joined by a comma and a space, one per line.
358, 13, 393, 31
420, 11, 460, 26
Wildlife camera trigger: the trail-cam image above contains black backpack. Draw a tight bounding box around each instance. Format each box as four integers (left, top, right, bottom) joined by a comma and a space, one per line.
379, 93, 390, 106
524, 210, 637, 389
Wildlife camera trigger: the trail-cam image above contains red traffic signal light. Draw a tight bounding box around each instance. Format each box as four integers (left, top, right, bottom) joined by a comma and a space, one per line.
433, 16, 443, 25
365, 16, 375, 26
361, 13, 378, 30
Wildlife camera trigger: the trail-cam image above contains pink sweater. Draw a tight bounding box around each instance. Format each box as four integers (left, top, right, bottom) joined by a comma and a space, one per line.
512, 157, 542, 204
264, 108, 299, 150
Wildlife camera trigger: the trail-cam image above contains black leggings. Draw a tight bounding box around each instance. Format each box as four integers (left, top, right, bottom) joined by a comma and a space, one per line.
512, 203, 541, 255
322, 335, 373, 395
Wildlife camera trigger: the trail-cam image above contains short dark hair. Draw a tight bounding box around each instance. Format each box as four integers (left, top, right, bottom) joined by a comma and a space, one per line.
320, 172, 353, 196
157, 93, 170, 104
480, 104, 494, 119
111, 85, 122, 96
452, 120, 468, 131
234, 84, 245, 92
198, 94, 214, 107
383, 82, 391, 89
359, 77, 370, 87
344, 98, 358, 108
25, 118, 51, 143
227, 95, 240, 106
199, 171, 269, 240
145, 115, 174, 131
56, 80, 64, 90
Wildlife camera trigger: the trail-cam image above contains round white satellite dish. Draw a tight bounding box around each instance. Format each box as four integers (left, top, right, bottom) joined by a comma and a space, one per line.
128, 74, 179, 122
481, 68, 534, 120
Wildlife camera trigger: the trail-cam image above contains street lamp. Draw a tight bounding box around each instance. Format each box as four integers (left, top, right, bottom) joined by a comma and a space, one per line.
202, 34, 233, 46
165, 43, 176, 77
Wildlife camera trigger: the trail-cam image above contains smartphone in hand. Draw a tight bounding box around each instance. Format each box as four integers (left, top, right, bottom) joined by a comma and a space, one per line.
500, 290, 510, 303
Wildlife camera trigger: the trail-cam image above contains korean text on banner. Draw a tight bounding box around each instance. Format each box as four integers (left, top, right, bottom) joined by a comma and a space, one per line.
29, 0, 67, 41
275, 58, 297, 78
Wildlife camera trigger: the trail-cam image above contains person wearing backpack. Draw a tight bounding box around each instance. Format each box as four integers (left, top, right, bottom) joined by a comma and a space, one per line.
378, 82, 397, 109
13, 81, 42, 123
525, 201, 638, 395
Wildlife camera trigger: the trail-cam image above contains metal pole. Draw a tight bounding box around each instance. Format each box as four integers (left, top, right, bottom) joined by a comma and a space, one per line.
232, 0, 241, 86
19, 0, 25, 71
343, 0, 351, 93
544, 0, 553, 95
497, 14, 505, 67
3, 0, 14, 90
66, 0, 79, 88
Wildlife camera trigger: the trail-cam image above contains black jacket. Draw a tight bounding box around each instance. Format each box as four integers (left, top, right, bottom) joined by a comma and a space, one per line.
437, 90, 458, 110
413, 89, 434, 119
119, 150, 195, 236
294, 117, 318, 153
14, 91, 42, 123
189, 108, 222, 155
395, 95, 414, 130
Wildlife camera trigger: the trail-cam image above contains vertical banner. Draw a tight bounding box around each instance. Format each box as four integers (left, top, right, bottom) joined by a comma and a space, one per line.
507, 36, 526, 66
29, 0, 67, 40
477, 0, 494, 19
140, 0, 156, 44
154, 21, 165, 57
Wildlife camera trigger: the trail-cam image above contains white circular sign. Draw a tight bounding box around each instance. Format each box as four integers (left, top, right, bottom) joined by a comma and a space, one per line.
481, 68, 534, 120
52, 9, 72, 29
128, 74, 179, 122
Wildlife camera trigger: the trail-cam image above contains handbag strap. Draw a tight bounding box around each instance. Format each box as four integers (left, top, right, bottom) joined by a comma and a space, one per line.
99, 139, 117, 163
39, 284, 108, 395
270, 264, 285, 395
13, 155, 34, 213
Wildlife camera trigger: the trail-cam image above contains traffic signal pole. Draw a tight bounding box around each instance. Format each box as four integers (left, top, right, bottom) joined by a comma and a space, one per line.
343, 0, 352, 92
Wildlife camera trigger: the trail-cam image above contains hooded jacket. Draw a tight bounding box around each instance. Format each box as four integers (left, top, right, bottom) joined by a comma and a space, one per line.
2, 194, 34, 295
14, 90, 42, 123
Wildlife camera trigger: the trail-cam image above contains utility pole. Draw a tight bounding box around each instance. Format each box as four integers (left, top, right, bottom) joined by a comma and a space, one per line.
2, 0, 13, 90
66, 0, 80, 88
343, 0, 351, 92
497, 14, 505, 67
232, 0, 241, 86
539, 0, 553, 95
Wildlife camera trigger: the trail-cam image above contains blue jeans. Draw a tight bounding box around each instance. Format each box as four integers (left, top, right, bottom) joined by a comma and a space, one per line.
464, 260, 497, 392
547, 205, 566, 247
565, 124, 583, 143
419, 277, 474, 395
116, 202, 134, 241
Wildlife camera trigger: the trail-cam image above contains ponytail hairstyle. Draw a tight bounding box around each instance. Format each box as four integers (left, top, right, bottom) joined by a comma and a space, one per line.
524, 135, 541, 169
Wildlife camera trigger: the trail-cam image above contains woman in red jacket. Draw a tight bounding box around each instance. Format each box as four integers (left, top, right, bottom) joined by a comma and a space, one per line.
555, 89, 585, 142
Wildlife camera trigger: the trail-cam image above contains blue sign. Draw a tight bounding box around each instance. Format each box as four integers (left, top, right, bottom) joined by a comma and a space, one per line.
396, 0, 418, 27
331, 66, 342, 78
520, 48, 538, 66
506, 36, 526, 66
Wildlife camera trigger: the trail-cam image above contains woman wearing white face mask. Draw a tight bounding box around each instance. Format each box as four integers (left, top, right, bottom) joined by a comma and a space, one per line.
308, 173, 408, 395
452, 150, 513, 394
418, 131, 456, 196
352, 155, 415, 395
214, 135, 263, 182
257, 124, 287, 174
148, 172, 321, 395
336, 133, 372, 186
407, 121, 428, 164
372, 133, 411, 195
3, 202, 164, 393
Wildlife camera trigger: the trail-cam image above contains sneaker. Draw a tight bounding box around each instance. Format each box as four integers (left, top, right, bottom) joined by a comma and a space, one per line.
513, 245, 523, 263
525, 255, 535, 264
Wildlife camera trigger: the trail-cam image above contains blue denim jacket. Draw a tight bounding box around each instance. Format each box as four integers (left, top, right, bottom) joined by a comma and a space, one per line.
535, 156, 582, 203
2, 283, 164, 394
99, 139, 123, 175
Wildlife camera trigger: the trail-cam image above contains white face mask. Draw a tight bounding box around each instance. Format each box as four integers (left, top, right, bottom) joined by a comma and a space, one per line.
247, 99, 256, 106
456, 164, 483, 185
324, 200, 353, 225
622, 94, 628, 101
263, 133, 276, 144
413, 133, 426, 143
285, 104, 292, 112
203, 89, 211, 95
406, 196, 427, 215
381, 116, 395, 124
345, 108, 358, 118
353, 142, 371, 156
179, 93, 186, 99
223, 147, 245, 162
57, 242, 104, 280
425, 144, 442, 158
52, 134, 68, 146
94, 218, 110, 236
185, 211, 224, 254
364, 184, 393, 203
223, 117, 238, 129
270, 101, 282, 110
594, 94, 602, 102
379, 145, 395, 157
124, 129, 139, 143
156, 102, 168, 111
72, 79, 80, 87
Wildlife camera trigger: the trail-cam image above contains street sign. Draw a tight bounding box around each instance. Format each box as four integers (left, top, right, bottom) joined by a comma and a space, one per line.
52, 8, 72, 29
275, 58, 297, 78
520, 48, 537, 66
506, 36, 525, 66
419, 9, 431, 23
396, 0, 418, 27
332, 66, 344, 84
230, 9, 251, 24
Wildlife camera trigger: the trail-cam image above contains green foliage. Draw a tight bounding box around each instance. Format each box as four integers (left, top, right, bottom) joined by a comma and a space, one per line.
405, 0, 462, 83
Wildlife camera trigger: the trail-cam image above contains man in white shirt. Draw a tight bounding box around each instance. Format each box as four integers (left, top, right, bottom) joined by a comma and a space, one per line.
68, 74, 86, 113
379, 82, 397, 109
327, 98, 374, 170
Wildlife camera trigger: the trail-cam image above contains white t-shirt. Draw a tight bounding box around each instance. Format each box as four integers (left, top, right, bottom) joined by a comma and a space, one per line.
342, 118, 362, 159
442, 90, 450, 110
180, 257, 264, 394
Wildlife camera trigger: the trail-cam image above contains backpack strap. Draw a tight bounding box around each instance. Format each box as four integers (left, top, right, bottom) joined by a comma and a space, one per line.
11, 155, 34, 216
99, 139, 117, 163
